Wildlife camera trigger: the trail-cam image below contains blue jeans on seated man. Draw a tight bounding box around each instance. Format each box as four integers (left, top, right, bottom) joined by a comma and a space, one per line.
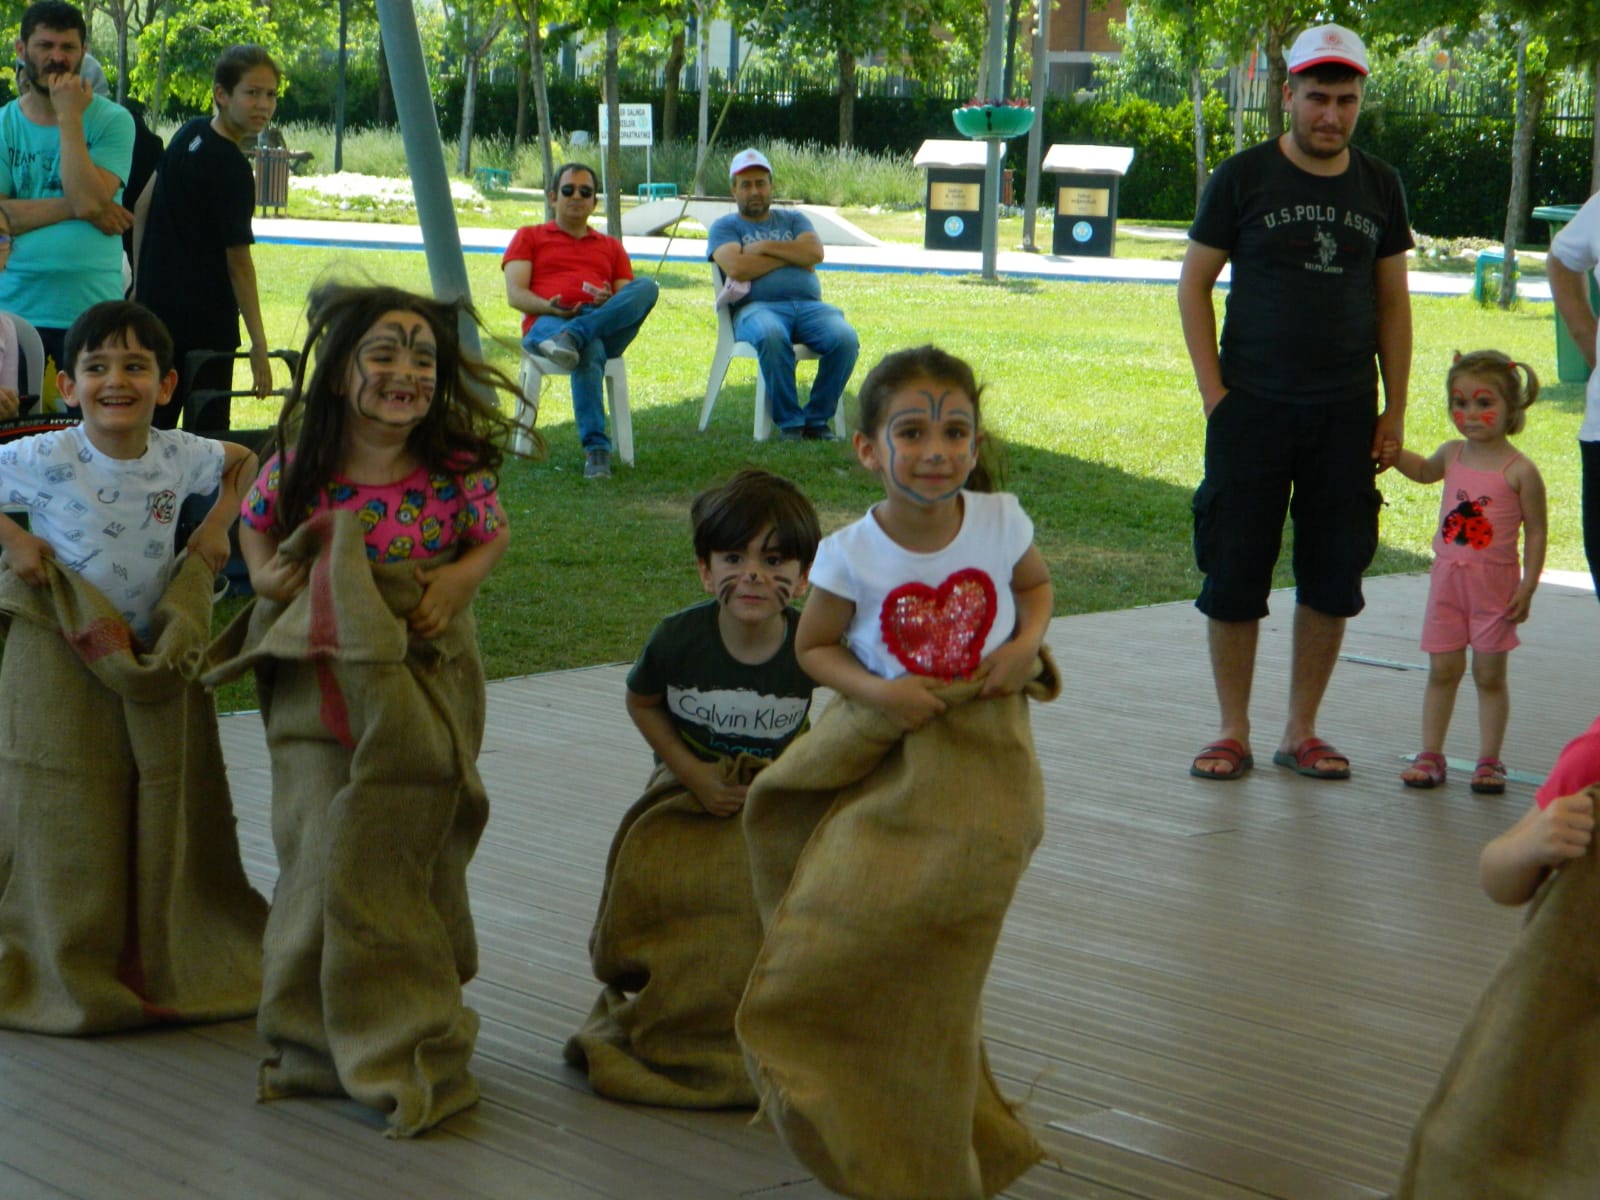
521, 277, 659, 452
732, 300, 860, 433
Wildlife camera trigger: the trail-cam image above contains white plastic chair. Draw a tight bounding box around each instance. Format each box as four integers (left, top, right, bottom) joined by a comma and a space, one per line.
516, 348, 633, 465
699, 265, 845, 441
2, 311, 44, 405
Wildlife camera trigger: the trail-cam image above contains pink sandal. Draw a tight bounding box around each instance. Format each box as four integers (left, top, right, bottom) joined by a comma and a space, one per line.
1471, 757, 1507, 795
1402, 751, 1447, 789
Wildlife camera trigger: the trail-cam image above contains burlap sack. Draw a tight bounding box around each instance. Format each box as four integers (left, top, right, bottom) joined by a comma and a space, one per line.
205, 509, 489, 1138
565, 754, 768, 1108
0, 552, 267, 1034
1395, 840, 1600, 1199
736, 651, 1061, 1200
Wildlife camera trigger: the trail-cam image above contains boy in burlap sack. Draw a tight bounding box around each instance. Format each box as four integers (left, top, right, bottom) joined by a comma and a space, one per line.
214, 283, 531, 1137
565, 468, 820, 1108
1396, 715, 1600, 1198
0, 301, 265, 1033
736, 346, 1056, 1199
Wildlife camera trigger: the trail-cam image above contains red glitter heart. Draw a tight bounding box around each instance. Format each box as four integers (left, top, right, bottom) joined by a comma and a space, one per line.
880, 567, 997, 678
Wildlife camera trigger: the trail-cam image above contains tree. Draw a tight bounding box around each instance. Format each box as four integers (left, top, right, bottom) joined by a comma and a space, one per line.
731, 0, 966, 147
131, 0, 281, 115
441, 0, 510, 174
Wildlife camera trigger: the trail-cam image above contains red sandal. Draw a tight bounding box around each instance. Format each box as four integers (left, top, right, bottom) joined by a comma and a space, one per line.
1471, 757, 1507, 795
1402, 751, 1447, 789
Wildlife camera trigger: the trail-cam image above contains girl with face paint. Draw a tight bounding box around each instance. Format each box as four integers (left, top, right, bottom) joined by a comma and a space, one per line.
239, 282, 540, 639
225, 283, 540, 1136
1392, 350, 1547, 795
795, 344, 1053, 733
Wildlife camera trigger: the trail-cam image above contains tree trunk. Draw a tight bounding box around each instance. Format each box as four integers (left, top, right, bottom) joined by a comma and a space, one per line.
604, 23, 622, 235
514, 61, 529, 150
115, 17, 128, 103
663, 24, 685, 146
1501, 31, 1548, 311
530, 0, 555, 218
1191, 64, 1207, 206
378, 36, 394, 126
695, 0, 711, 190
458, 54, 478, 175
1591, 58, 1600, 195
1002, 0, 1023, 99
838, 45, 856, 147
1264, 25, 1288, 140
150, 10, 170, 120
1231, 61, 1245, 153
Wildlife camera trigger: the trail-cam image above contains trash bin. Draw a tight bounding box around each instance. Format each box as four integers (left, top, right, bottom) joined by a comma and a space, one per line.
1533, 203, 1597, 384
1042, 144, 1135, 257
914, 139, 1007, 252
254, 146, 293, 216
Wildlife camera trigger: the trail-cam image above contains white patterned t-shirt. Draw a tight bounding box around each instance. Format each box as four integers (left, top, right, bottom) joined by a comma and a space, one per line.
0, 425, 225, 636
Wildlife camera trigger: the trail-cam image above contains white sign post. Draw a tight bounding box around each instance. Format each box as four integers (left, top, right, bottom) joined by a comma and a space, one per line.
598, 103, 656, 196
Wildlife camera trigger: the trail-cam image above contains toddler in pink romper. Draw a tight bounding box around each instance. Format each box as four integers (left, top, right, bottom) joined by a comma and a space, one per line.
1393, 350, 1546, 794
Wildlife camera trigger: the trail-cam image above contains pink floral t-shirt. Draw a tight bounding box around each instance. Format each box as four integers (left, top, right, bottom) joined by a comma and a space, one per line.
241, 454, 505, 563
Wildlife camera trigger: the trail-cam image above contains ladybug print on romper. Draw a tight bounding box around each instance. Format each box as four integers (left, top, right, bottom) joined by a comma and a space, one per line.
1440, 490, 1493, 550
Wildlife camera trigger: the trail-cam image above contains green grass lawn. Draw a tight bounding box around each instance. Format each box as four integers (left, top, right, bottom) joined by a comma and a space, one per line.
188, 241, 1591, 712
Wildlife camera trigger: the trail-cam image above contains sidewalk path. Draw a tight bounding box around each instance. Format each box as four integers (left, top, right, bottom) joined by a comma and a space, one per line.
254, 216, 1549, 301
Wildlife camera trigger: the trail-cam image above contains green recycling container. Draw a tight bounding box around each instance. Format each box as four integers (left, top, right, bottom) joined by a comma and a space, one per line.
1533, 203, 1597, 384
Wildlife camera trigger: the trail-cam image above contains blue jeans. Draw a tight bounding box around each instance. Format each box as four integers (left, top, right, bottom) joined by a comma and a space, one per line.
522, 277, 659, 451
732, 300, 859, 432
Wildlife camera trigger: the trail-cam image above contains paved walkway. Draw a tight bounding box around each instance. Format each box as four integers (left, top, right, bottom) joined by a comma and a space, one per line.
254, 216, 1546, 301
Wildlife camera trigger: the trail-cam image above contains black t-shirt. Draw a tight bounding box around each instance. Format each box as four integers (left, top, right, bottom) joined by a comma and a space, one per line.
626, 600, 814, 763
134, 117, 255, 351
1190, 138, 1413, 404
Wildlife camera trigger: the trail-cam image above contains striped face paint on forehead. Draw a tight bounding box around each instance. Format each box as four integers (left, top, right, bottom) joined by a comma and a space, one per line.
873, 378, 978, 507
698, 524, 807, 626
346, 309, 438, 430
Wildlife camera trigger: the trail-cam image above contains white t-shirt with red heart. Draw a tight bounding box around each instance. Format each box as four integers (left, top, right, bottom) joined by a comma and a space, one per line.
809, 490, 1034, 681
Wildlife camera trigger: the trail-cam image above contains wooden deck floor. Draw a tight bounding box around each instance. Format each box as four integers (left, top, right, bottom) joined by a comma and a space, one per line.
3, 571, 1596, 1200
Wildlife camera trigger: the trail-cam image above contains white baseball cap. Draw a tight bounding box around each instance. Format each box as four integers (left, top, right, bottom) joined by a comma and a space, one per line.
1285, 24, 1369, 76
729, 148, 772, 179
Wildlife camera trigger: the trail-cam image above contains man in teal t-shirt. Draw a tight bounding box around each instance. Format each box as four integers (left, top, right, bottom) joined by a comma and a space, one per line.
0, 2, 133, 374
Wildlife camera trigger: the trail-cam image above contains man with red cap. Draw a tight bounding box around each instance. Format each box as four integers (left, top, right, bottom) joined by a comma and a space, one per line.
1178, 24, 1413, 784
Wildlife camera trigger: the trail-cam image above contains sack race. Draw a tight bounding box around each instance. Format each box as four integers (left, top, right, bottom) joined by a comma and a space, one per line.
737, 651, 1060, 1200
1395, 841, 1600, 1199
205, 510, 489, 1138
565, 754, 768, 1108
0, 552, 266, 1034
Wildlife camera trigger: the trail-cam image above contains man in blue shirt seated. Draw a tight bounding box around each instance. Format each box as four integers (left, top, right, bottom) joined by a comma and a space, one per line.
708, 149, 859, 441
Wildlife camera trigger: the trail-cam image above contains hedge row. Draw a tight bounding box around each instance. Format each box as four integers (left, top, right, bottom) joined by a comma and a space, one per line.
279, 68, 1593, 239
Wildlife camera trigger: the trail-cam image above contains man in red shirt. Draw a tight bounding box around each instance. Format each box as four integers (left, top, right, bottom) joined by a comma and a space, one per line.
502, 163, 658, 479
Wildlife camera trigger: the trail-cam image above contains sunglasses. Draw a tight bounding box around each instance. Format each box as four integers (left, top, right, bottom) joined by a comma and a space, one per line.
559, 184, 595, 198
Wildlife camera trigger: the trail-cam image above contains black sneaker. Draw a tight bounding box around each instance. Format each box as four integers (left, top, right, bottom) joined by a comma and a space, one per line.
803, 426, 841, 441
583, 449, 612, 479
776, 427, 806, 442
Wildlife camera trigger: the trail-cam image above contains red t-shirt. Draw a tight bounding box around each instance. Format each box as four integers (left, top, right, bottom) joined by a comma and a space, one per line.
1536, 713, 1600, 809
500, 222, 634, 333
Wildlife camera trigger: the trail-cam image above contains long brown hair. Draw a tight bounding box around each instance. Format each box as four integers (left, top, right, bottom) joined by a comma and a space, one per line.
268, 282, 541, 539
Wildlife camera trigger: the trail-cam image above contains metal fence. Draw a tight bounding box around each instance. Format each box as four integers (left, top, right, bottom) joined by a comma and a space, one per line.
1097, 68, 1596, 137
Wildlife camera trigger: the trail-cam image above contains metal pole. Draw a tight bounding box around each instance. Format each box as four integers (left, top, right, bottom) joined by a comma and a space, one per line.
981, 0, 1007, 280
1021, 0, 1050, 252
374, 0, 481, 357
